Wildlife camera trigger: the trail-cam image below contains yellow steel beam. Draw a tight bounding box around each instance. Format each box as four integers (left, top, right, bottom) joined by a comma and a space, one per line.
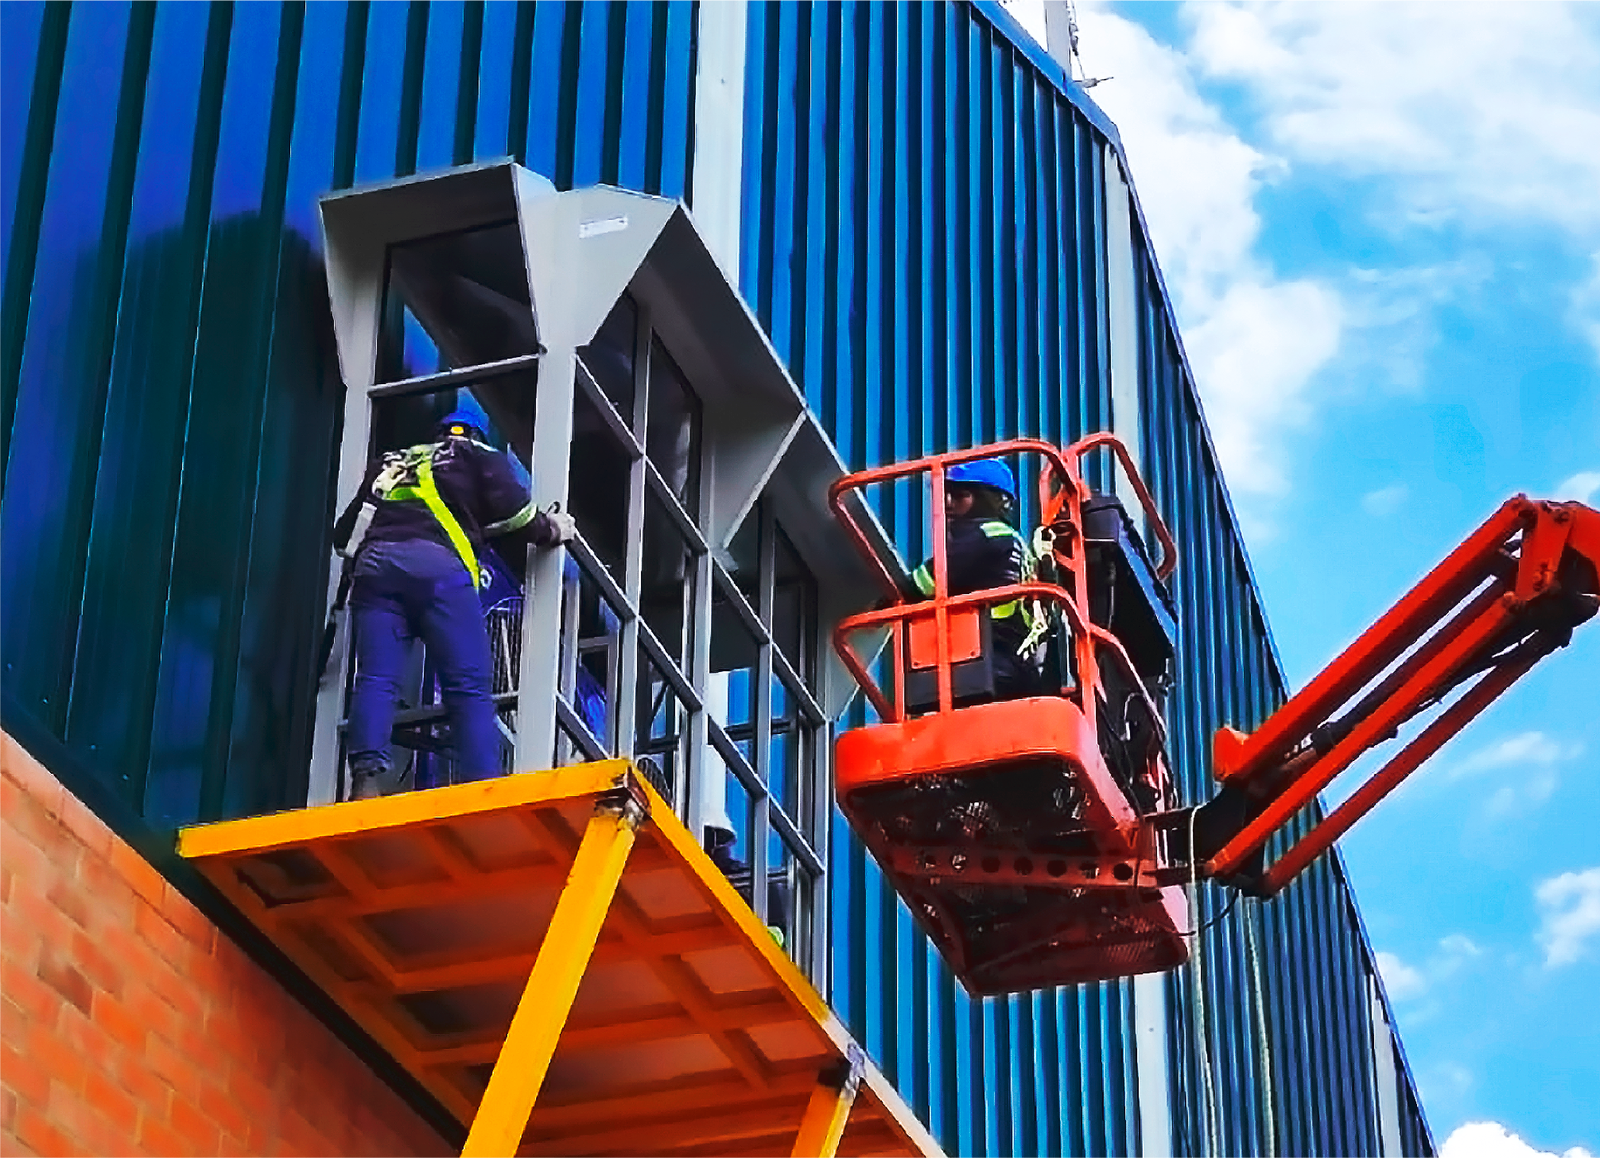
790, 1048, 865, 1158
460, 797, 645, 1157
178, 760, 635, 858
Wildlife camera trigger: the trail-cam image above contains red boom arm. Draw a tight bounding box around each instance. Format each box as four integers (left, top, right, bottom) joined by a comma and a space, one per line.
1197, 496, 1600, 896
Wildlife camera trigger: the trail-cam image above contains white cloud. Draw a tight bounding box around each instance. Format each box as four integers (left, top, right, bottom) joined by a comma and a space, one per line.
1184, 3, 1600, 236
1535, 867, 1600, 968
1361, 484, 1409, 516
1376, 949, 1427, 1002
1572, 254, 1600, 366
1555, 469, 1600, 504
1442, 1121, 1595, 1158
1446, 731, 1577, 781
1377, 936, 1482, 1005
1075, 5, 1344, 520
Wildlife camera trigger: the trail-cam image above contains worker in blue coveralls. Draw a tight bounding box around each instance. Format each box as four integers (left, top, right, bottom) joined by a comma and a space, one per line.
900, 457, 1044, 700
333, 410, 575, 800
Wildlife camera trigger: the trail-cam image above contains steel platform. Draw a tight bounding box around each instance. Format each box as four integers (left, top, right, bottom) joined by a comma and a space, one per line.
178, 761, 940, 1158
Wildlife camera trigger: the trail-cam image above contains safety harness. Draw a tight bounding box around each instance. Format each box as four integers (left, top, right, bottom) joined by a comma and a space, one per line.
911, 519, 1045, 658
370, 441, 488, 588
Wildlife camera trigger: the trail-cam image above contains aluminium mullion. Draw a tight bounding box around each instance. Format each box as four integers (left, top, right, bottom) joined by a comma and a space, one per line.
574, 353, 645, 459
554, 694, 607, 761
750, 502, 777, 927
636, 618, 702, 713
367, 351, 543, 397
709, 560, 767, 637
566, 533, 631, 620
558, 550, 582, 711
704, 559, 827, 725
642, 461, 709, 553
613, 304, 650, 764
766, 796, 824, 879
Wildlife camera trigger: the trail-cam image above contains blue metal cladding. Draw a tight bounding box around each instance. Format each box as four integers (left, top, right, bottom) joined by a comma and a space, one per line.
741, 2, 1432, 1156
0, 0, 697, 828
1, 2, 1436, 1155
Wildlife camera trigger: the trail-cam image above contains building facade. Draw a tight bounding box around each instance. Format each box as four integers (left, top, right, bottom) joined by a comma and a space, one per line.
1, 2, 1432, 1155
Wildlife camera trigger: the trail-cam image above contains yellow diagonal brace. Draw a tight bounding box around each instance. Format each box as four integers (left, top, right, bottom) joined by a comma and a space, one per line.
791, 1047, 865, 1158
461, 800, 644, 1157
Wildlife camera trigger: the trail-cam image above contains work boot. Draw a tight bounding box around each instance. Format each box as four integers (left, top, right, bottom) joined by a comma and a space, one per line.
348, 758, 386, 801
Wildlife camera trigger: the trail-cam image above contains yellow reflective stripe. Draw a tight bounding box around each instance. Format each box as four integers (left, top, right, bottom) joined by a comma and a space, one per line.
992, 599, 1021, 619
415, 451, 482, 588
912, 565, 934, 595
484, 501, 538, 537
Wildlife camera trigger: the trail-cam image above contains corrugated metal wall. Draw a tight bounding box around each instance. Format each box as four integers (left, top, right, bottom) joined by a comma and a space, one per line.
0, 0, 697, 829
739, 2, 1433, 1155
1, 2, 1432, 1155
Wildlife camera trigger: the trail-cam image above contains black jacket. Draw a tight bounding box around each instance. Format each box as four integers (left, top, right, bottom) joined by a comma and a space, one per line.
902, 516, 1036, 655
334, 435, 556, 566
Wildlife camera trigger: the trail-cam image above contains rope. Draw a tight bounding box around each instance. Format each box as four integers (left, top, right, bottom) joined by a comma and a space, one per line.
1187, 805, 1221, 1157
1243, 902, 1279, 1156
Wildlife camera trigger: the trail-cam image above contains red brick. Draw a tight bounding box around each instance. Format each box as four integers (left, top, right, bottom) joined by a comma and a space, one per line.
36, 951, 93, 1016
1, 790, 75, 864
14, 1103, 80, 1157
53, 787, 112, 860
135, 898, 197, 970
109, 1048, 173, 1121
0, 832, 49, 889
136, 1107, 192, 1156
0, 743, 65, 818
106, 839, 169, 911
167, 1093, 222, 1156
1, 998, 33, 1051
90, 990, 149, 1054
1, 958, 59, 1028
79, 1064, 139, 1131
195, 1075, 253, 1148
68, 929, 126, 1002
144, 1030, 200, 1093
52, 1005, 108, 1068
158, 883, 217, 952
6, 879, 78, 956
1, 1043, 50, 1108
143, 959, 207, 1031
48, 1083, 127, 1157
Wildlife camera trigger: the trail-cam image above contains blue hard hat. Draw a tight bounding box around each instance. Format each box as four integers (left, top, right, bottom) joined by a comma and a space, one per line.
438, 409, 486, 439
947, 458, 1017, 501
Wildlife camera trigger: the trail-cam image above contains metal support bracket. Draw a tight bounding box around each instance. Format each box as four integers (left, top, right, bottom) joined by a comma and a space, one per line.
790, 1043, 866, 1158
460, 797, 646, 1156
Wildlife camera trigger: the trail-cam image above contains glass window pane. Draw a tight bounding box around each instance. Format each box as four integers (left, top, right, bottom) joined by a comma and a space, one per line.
710, 578, 762, 771
640, 485, 696, 668
702, 744, 756, 910
766, 826, 799, 958
724, 511, 762, 610
635, 654, 687, 811
646, 336, 701, 510
769, 675, 811, 832
578, 294, 636, 417
772, 524, 816, 683
559, 550, 623, 753
377, 221, 536, 382
568, 386, 633, 586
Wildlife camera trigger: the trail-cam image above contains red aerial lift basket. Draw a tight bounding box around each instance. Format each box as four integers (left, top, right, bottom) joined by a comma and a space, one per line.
830, 438, 1190, 994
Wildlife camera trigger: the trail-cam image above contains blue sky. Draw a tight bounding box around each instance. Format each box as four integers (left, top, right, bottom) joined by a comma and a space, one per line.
1007, 2, 1599, 1154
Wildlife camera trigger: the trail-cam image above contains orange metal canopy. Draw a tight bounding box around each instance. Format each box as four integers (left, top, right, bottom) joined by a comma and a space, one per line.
178, 761, 941, 1158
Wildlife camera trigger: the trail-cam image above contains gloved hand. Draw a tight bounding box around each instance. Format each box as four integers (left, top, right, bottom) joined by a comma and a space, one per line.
536, 504, 577, 545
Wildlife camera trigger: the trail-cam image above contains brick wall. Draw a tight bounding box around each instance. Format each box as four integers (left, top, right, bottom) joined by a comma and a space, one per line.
0, 732, 450, 1157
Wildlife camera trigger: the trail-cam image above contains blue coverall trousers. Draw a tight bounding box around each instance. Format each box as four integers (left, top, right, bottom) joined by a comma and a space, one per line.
346, 538, 501, 784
